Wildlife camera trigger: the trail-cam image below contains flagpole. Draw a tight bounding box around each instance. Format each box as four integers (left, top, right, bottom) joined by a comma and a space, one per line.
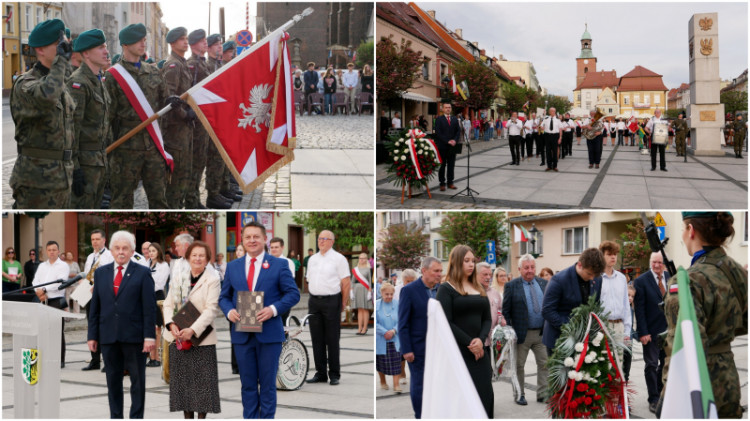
106, 7, 313, 155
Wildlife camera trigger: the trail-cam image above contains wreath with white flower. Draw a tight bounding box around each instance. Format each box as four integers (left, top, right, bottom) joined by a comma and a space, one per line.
385, 129, 441, 190
546, 296, 632, 419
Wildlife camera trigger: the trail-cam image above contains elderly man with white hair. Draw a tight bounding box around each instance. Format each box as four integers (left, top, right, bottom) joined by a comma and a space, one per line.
87, 230, 156, 418
502, 254, 549, 406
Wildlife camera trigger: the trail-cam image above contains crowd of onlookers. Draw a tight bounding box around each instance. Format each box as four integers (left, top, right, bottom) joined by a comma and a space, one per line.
293, 62, 374, 115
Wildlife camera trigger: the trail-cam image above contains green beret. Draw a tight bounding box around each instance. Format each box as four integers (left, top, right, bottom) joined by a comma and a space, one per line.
682, 212, 732, 220
222, 40, 235, 52
207, 33, 222, 47
119, 23, 146, 45
166, 27, 187, 44
188, 29, 206, 45
72, 29, 106, 52
157, 59, 166, 69
65, 28, 71, 39
29, 19, 65, 48
110, 53, 121, 65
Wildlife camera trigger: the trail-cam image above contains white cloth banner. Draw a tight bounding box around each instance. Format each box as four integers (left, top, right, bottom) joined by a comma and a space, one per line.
423, 299, 487, 419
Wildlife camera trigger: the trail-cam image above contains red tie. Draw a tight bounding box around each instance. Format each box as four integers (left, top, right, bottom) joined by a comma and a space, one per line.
446, 116, 450, 126
114, 266, 123, 295
247, 258, 257, 291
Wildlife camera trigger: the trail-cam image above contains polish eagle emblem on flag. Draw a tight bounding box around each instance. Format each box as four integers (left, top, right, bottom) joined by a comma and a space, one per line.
238, 84, 273, 132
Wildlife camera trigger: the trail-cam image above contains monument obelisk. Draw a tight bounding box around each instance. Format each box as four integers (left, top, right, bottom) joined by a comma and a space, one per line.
687, 12, 725, 156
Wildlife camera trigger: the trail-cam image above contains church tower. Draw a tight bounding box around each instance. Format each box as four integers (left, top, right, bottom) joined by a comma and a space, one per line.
576, 24, 597, 86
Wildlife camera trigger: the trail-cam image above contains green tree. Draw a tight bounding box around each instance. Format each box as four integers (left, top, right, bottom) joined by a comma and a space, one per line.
501, 82, 540, 115
93, 212, 212, 235
617, 217, 653, 276
665, 109, 685, 119
355, 40, 374, 68
721, 90, 748, 116
292, 212, 374, 253
545, 95, 572, 115
439, 212, 508, 262
378, 222, 430, 271
376, 36, 428, 103
443, 61, 499, 110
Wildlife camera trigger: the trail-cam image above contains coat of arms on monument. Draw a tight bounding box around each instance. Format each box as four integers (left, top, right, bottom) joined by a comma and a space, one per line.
700, 38, 713, 56
699, 17, 713, 31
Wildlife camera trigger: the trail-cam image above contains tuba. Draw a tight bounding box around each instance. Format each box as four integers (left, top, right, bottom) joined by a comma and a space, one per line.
583, 110, 604, 140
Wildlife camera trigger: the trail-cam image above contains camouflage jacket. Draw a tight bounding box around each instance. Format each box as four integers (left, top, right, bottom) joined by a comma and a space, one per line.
11, 56, 75, 157
161, 51, 191, 126
207, 56, 222, 75
663, 247, 748, 363
670, 119, 688, 134
68, 61, 111, 169
105, 59, 168, 151
732, 120, 747, 139
186, 54, 210, 86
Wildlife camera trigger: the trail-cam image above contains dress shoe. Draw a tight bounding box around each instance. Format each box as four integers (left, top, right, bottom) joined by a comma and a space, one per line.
553, 168, 559, 172
649, 402, 657, 414
595, 164, 599, 169
101, 366, 106, 372
206, 194, 232, 209
537, 396, 545, 403
146, 359, 161, 368
448, 184, 457, 190
588, 164, 593, 169
650, 168, 656, 171
82, 362, 100, 371
539, 162, 545, 166
516, 395, 528, 406
329, 378, 340, 385
439, 185, 446, 191
545, 168, 551, 172
307, 374, 328, 383
232, 367, 239, 375
61, 362, 65, 369
660, 168, 668, 172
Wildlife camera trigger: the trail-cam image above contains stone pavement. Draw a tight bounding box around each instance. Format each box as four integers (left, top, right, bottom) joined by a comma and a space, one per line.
375, 335, 748, 419
1, 110, 374, 210
376, 136, 748, 209
2, 295, 374, 419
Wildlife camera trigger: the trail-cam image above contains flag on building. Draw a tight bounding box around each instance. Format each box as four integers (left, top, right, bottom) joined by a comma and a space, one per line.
514, 225, 530, 243
451, 75, 458, 95
185, 30, 296, 193
458, 80, 469, 100
661, 267, 718, 419
522, 100, 529, 110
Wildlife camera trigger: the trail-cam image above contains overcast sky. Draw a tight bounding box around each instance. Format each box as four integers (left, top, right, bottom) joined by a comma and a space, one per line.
418, 2, 748, 99
160, 1, 257, 43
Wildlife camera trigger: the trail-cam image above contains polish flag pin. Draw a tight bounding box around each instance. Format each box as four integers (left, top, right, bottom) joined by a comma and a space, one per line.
262, 261, 269, 269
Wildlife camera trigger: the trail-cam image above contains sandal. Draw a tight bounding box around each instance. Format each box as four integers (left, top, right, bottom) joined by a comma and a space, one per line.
380, 383, 389, 390
394, 386, 403, 394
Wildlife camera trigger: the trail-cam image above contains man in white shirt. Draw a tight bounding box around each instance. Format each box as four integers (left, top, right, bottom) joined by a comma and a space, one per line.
81, 229, 115, 371
306, 230, 351, 386
598, 241, 631, 361
33, 240, 71, 368
561, 112, 575, 158
141, 241, 151, 265
506, 112, 524, 165
616, 118, 627, 146
524, 113, 541, 165
342, 62, 359, 114
392, 112, 402, 129
542, 108, 563, 172
645, 108, 668, 172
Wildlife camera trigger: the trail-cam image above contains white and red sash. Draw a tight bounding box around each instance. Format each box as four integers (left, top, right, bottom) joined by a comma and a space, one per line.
352, 267, 370, 291
405, 128, 442, 179
108, 63, 174, 171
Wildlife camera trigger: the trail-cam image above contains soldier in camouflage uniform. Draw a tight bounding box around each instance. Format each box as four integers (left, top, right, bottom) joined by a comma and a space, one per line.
67, 29, 111, 209
670, 113, 689, 157
732, 114, 746, 159
161, 27, 194, 209
203, 33, 241, 207
104, 23, 170, 209
659, 212, 748, 418
10, 19, 75, 209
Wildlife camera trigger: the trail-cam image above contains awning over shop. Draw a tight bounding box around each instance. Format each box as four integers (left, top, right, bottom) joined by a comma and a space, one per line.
400, 91, 437, 103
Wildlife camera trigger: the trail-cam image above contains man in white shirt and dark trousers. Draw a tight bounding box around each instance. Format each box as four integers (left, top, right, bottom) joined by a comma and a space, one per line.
81, 229, 115, 371
561, 112, 575, 159
306, 230, 351, 386
342, 63, 359, 114
598, 241, 631, 361
543, 108, 563, 172
506, 112, 524, 165
645, 109, 668, 172
33, 240, 71, 368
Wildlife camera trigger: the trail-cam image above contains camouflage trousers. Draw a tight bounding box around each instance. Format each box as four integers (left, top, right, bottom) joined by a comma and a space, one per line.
186, 128, 209, 207
734, 132, 745, 156
71, 165, 108, 209
165, 140, 193, 209
108, 147, 168, 209
205, 139, 231, 197
10, 156, 72, 209
674, 133, 686, 156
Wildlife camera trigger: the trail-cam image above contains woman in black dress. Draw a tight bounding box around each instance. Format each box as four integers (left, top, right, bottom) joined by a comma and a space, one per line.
436, 245, 494, 418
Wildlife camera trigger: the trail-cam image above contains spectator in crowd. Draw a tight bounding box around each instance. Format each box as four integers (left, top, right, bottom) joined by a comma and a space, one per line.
147, 242, 170, 368
2, 247, 23, 293
478, 262, 502, 351
394, 269, 417, 301
303, 62, 318, 115
24, 249, 40, 289
164, 241, 222, 418
343, 63, 359, 114
64, 251, 81, 312
539, 267, 554, 281
376, 282, 402, 393
322, 68, 336, 115
352, 252, 373, 335
360, 64, 373, 114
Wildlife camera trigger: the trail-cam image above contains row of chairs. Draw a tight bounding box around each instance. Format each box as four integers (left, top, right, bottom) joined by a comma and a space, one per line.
294, 91, 373, 116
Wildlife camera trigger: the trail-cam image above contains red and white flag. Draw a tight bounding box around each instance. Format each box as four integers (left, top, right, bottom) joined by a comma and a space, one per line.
186, 31, 296, 193
451, 75, 458, 95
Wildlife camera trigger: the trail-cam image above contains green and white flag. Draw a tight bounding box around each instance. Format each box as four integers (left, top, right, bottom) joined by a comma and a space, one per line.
661, 267, 718, 418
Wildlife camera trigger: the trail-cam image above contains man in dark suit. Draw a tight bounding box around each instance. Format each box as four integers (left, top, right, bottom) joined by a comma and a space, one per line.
502, 254, 548, 405
542, 248, 605, 354
633, 252, 670, 414
219, 221, 300, 418
434, 102, 461, 191
87, 230, 156, 419
397, 256, 442, 419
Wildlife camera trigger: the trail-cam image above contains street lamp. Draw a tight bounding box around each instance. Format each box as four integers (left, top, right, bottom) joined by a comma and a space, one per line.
529, 223, 539, 258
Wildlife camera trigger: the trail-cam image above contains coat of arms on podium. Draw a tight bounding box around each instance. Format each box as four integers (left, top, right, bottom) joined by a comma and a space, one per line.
21, 348, 39, 385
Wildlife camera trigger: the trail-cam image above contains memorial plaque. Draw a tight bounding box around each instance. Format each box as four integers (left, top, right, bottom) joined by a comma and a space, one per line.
700, 111, 716, 121
237, 291, 264, 333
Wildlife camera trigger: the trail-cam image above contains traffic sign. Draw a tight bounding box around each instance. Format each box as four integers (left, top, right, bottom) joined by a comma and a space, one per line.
236, 30, 253, 47
485, 240, 496, 265
657, 226, 666, 241
236, 46, 248, 56
654, 212, 666, 227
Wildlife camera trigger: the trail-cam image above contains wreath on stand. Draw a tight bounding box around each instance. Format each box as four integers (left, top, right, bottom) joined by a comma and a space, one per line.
384, 129, 442, 203
546, 296, 633, 419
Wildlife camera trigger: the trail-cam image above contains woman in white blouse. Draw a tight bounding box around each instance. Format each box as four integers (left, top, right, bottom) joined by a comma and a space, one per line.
147, 242, 170, 367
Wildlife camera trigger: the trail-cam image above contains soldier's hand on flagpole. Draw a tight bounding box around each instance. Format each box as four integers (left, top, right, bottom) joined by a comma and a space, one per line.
185, 108, 198, 125
165, 95, 186, 110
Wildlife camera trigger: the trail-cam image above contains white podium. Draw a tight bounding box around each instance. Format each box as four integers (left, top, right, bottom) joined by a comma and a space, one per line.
3, 301, 85, 418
